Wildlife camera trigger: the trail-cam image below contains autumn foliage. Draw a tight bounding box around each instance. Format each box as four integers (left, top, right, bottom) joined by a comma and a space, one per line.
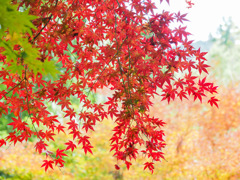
0, 0, 218, 172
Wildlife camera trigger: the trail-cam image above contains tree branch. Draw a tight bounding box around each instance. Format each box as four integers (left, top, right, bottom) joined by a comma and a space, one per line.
31, 0, 59, 43
0, 79, 24, 101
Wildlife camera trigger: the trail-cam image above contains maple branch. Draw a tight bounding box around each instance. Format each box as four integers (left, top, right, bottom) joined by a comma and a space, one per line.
113, 8, 148, 152
31, 0, 58, 43
31, 15, 52, 43
22, 67, 62, 170
114, 9, 131, 102
24, 67, 31, 114
78, 36, 128, 129
113, 15, 164, 159
113, 2, 167, 163
88, 37, 128, 91
0, 79, 24, 101
23, 67, 42, 140
1, 41, 20, 58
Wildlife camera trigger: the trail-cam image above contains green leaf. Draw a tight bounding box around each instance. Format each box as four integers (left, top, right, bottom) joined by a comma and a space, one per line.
6, 63, 24, 76
0, 0, 37, 37
42, 60, 61, 79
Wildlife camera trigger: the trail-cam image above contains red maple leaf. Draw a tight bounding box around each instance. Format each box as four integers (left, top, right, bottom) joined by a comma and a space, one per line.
195, 48, 207, 61
175, 12, 189, 23
65, 140, 77, 152
44, 130, 55, 141
82, 144, 93, 155
35, 140, 48, 154
41, 160, 54, 172
8, 117, 27, 131
198, 77, 212, 91
56, 149, 68, 158
115, 164, 120, 170
56, 124, 65, 134
208, 96, 219, 108
0, 139, 6, 147
125, 161, 132, 170
67, 120, 78, 131
31, 117, 42, 127
64, 108, 76, 120
144, 162, 155, 173
55, 158, 65, 167
197, 61, 210, 74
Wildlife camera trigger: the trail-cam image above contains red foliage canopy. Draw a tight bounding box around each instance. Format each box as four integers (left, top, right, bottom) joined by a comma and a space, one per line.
0, 0, 218, 172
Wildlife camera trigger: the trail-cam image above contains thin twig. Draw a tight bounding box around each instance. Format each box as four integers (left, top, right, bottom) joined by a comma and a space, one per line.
0, 79, 24, 100
31, 0, 59, 43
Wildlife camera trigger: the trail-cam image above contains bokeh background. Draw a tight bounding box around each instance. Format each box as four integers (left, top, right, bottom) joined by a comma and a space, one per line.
1, 0, 240, 179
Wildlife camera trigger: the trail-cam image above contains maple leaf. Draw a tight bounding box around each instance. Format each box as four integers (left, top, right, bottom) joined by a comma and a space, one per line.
58, 98, 71, 110
195, 48, 207, 61
55, 158, 65, 167
115, 164, 120, 170
177, 90, 188, 101
65, 140, 77, 151
64, 108, 76, 119
161, 84, 176, 103
125, 161, 132, 170
82, 122, 95, 133
0, 139, 6, 147
41, 160, 54, 172
208, 84, 218, 94
56, 124, 65, 134
67, 120, 78, 131
175, 12, 189, 23
144, 0, 157, 14
174, 26, 191, 39
185, 72, 197, 85
8, 117, 27, 131
56, 149, 68, 158
185, 0, 194, 8
208, 96, 219, 108
144, 162, 155, 173
35, 140, 48, 154
69, 130, 81, 140
193, 91, 205, 103
82, 144, 93, 155
197, 61, 210, 74
43, 150, 54, 158
44, 130, 55, 141
198, 77, 212, 91
42, 115, 59, 127
31, 117, 42, 127
78, 136, 91, 146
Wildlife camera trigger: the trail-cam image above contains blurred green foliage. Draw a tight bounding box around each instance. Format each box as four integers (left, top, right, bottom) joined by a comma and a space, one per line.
0, 0, 60, 77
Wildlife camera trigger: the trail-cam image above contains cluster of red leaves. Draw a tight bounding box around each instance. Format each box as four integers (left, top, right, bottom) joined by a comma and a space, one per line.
0, 0, 218, 172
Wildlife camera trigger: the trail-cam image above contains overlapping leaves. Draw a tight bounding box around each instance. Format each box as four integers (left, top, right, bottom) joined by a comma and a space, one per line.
0, 0, 218, 173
